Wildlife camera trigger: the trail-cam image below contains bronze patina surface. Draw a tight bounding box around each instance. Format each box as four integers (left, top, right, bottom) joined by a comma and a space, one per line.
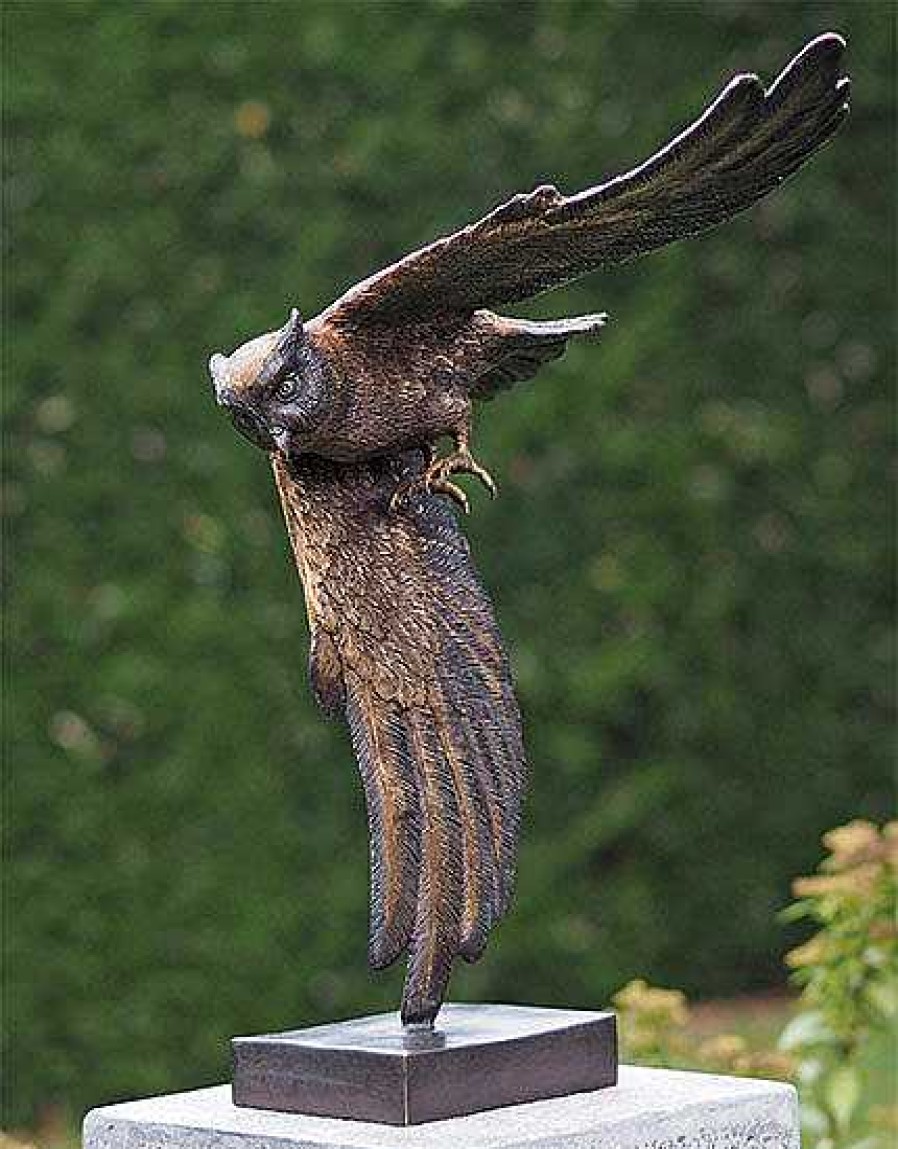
209, 36, 849, 1029
232, 1004, 617, 1125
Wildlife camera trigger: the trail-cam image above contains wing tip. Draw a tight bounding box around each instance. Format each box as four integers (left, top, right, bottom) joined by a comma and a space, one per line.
806, 30, 847, 55
785, 31, 848, 79
459, 924, 490, 963
725, 71, 763, 92
772, 31, 848, 93
369, 933, 405, 970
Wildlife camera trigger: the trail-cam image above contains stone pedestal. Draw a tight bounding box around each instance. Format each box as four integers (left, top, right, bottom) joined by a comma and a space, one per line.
83, 1065, 799, 1148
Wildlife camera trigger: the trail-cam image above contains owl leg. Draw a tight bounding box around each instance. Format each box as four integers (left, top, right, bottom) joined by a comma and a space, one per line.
391, 430, 497, 515
435, 429, 498, 508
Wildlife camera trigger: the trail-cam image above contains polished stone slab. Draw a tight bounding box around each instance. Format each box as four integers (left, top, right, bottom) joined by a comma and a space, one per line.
83, 1064, 800, 1148
232, 1003, 617, 1124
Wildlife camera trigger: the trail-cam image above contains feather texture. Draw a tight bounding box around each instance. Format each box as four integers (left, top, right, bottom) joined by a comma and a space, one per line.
272, 450, 525, 1025
473, 311, 607, 397
322, 34, 848, 324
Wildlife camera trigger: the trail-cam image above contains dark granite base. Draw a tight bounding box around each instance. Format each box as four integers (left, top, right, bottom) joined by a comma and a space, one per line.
232, 1002, 617, 1126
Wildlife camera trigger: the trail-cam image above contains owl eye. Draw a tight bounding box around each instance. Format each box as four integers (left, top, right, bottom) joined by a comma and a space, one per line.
274, 375, 298, 403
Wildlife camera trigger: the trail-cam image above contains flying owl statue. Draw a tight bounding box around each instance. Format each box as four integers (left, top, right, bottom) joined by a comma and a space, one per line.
209, 35, 849, 1028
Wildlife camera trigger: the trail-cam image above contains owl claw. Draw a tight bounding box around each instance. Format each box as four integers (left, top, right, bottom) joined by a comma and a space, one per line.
453, 451, 497, 500
431, 478, 470, 514
390, 441, 497, 515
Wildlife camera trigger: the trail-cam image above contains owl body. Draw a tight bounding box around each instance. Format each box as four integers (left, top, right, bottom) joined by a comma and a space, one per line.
299, 314, 487, 460
214, 309, 518, 463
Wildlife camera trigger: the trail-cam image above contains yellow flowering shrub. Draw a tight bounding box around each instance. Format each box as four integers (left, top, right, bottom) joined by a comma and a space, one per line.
779, 820, 897, 1147
611, 979, 690, 1065
613, 821, 897, 1149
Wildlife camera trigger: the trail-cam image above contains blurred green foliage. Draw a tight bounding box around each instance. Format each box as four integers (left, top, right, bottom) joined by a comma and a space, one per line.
613, 821, 898, 1147
4, 0, 894, 1129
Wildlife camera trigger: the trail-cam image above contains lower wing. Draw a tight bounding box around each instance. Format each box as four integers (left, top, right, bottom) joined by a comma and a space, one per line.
272, 449, 526, 1025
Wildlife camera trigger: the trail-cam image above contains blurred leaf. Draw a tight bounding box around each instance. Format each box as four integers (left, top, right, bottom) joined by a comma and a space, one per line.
799, 1101, 832, 1139
826, 1063, 862, 1131
865, 978, 898, 1019
778, 1010, 839, 1051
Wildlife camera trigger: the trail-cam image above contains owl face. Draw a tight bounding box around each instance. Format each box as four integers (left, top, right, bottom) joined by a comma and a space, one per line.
209, 309, 332, 456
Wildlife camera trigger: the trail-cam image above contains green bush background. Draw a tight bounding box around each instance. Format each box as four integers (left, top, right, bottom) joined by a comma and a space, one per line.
5, 0, 894, 1129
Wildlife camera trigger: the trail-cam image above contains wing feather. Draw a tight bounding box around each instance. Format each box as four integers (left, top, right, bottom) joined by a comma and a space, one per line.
403, 704, 463, 1021
272, 449, 525, 1025
344, 682, 420, 968
320, 34, 848, 324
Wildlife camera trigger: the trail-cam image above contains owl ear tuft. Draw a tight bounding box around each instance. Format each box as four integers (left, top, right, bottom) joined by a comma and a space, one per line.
281, 307, 304, 351
259, 307, 306, 385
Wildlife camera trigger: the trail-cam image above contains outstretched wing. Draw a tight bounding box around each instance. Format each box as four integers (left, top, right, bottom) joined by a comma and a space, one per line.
272, 450, 525, 1026
321, 34, 848, 325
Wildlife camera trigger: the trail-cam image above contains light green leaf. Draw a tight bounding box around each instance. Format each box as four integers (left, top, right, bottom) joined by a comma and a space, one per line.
779, 1010, 838, 1051
780, 901, 813, 923
796, 1056, 827, 1086
826, 1064, 861, 1131
864, 976, 898, 1019
799, 1101, 831, 1139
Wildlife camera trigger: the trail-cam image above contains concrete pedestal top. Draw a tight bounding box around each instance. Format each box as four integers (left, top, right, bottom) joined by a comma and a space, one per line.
83, 1064, 799, 1148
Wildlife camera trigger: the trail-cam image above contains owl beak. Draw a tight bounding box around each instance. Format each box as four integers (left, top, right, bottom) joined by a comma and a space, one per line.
225, 403, 277, 453
270, 426, 291, 455
208, 353, 229, 403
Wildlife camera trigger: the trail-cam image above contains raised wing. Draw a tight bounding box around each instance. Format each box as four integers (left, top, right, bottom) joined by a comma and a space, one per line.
272, 450, 525, 1025
322, 34, 848, 325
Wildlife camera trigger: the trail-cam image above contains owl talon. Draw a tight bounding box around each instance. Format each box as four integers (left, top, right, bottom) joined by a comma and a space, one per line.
390, 439, 495, 515
432, 478, 471, 514
452, 451, 497, 499
389, 473, 471, 515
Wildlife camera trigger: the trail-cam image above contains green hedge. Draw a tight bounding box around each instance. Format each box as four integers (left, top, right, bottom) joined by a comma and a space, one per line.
5, 0, 893, 1128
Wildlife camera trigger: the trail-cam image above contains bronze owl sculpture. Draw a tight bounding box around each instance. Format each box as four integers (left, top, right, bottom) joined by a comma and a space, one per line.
209, 35, 849, 1028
